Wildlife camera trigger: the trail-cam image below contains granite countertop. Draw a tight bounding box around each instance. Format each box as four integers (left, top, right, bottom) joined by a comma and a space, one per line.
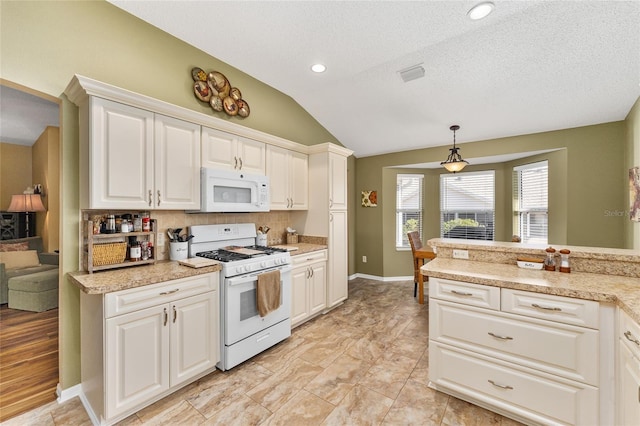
423, 258, 640, 324
68, 261, 222, 295
279, 242, 328, 256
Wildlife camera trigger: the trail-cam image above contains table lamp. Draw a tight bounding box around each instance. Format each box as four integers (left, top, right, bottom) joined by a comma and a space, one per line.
7, 187, 46, 237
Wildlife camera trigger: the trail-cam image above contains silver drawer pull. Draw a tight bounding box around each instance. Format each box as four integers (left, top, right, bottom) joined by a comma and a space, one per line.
531, 303, 562, 312
488, 332, 513, 341
451, 290, 473, 296
624, 331, 640, 347
160, 289, 180, 295
488, 380, 513, 390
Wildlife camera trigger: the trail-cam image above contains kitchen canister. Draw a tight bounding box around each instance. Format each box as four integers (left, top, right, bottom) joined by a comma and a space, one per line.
169, 241, 188, 261
256, 234, 267, 246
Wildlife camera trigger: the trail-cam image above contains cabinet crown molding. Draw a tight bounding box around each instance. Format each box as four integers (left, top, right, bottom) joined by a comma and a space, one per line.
64, 74, 349, 155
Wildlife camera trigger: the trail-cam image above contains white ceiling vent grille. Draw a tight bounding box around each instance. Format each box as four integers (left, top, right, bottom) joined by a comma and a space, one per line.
398, 64, 425, 83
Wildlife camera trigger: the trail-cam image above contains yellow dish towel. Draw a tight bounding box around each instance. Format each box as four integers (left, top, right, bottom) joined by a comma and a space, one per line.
257, 270, 281, 317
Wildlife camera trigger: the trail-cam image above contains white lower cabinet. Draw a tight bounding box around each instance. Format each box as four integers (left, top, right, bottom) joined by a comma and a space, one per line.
618, 309, 640, 425
291, 250, 327, 328
81, 273, 219, 425
429, 278, 601, 425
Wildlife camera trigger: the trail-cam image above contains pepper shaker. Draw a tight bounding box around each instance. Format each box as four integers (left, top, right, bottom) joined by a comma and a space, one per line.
559, 249, 571, 273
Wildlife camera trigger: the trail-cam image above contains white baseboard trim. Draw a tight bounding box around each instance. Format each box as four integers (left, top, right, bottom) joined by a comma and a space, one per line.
349, 273, 413, 282
57, 383, 82, 403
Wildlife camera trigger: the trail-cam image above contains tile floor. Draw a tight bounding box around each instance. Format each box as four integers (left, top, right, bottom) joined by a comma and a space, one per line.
3, 278, 523, 425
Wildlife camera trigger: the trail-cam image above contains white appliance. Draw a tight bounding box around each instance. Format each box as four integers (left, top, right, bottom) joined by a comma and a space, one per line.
197, 168, 270, 212
189, 223, 291, 370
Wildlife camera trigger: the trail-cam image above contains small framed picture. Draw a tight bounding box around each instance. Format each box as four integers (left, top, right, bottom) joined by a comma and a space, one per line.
361, 190, 377, 207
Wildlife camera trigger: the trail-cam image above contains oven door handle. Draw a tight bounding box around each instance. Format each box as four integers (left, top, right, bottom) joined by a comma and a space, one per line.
226, 265, 292, 286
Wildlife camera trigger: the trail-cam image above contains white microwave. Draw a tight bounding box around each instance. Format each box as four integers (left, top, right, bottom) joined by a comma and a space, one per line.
198, 168, 270, 212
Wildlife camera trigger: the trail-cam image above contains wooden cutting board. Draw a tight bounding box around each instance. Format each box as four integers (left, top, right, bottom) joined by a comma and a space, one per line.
225, 246, 265, 256
178, 257, 219, 268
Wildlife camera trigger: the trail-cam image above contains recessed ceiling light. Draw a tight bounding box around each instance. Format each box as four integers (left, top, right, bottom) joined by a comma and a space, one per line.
311, 63, 326, 73
467, 2, 494, 20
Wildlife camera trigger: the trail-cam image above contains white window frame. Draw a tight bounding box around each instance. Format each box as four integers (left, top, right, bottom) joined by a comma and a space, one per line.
514, 161, 548, 244
440, 170, 495, 240
396, 174, 423, 249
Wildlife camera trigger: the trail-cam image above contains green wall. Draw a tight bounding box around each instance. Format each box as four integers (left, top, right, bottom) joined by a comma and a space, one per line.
357, 122, 628, 278
1, 0, 342, 390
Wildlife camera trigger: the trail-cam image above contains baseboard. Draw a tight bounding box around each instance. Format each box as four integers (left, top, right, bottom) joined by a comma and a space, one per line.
57, 383, 82, 403
349, 273, 413, 282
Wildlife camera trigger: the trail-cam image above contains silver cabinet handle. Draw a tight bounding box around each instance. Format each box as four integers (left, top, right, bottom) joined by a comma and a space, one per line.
488, 380, 513, 390
239, 157, 243, 170
488, 332, 513, 341
329, 198, 333, 208
157, 190, 161, 206
531, 303, 561, 312
163, 307, 168, 326
234, 156, 238, 169
624, 331, 640, 346
159, 289, 179, 295
173, 305, 177, 323
451, 290, 473, 296
148, 190, 153, 207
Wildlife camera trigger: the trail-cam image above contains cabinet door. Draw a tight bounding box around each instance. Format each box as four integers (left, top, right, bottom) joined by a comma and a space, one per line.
291, 265, 309, 327
237, 138, 266, 174
266, 145, 290, 210
619, 342, 640, 425
309, 261, 327, 315
155, 115, 201, 209
289, 151, 309, 210
327, 210, 348, 308
328, 153, 347, 210
106, 305, 169, 418
90, 97, 154, 209
201, 126, 237, 170
170, 292, 218, 387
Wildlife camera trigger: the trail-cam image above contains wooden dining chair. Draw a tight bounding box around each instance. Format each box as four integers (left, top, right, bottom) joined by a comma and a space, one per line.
407, 231, 436, 303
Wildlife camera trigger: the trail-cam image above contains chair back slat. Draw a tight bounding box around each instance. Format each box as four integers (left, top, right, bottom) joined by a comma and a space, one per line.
407, 231, 423, 253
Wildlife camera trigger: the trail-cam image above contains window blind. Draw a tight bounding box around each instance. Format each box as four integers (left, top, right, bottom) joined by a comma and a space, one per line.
514, 161, 548, 244
440, 171, 495, 240
396, 174, 423, 248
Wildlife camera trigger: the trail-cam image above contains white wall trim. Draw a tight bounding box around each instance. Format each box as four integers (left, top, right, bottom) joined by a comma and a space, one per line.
57, 383, 82, 403
349, 273, 413, 282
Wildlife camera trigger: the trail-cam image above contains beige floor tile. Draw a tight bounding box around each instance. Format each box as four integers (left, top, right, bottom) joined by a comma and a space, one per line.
382, 379, 449, 425
50, 397, 93, 426
304, 353, 372, 405
265, 389, 335, 426
441, 396, 503, 426
202, 394, 272, 425
408, 349, 430, 386
322, 384, 394, 426
130, 400, 206, 426
131, 380, 201, 423
358, 351, 418, 399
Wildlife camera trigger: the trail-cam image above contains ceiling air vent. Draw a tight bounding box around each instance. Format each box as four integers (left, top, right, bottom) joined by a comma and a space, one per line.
398, 64, 425, 83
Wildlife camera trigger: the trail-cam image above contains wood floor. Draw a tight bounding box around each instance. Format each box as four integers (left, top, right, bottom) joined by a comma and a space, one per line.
0, 305, 58, 422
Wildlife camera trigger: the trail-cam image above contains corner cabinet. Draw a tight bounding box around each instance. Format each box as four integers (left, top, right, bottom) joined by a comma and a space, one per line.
618, 309, 640, 425
429, 278, 606, 426
80, 273, 219, 426
266, 145, 308, 210
79, 96, 201, 210
201, 126, 265, 174
291, 250, 327, 328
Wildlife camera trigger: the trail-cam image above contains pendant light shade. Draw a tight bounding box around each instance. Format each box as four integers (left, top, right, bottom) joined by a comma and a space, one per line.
441, 125, 469, 173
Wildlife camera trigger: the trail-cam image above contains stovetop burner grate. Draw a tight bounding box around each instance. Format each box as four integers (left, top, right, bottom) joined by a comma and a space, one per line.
195, 245, 287, 263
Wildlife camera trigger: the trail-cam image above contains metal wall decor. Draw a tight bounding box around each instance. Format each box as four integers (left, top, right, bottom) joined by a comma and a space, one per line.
191, 67, 250, 118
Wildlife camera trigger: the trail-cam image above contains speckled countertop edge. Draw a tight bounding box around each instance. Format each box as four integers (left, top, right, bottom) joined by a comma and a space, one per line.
68, 261, 222, 294
423, 258, 640, 324
68, 244, 327, 295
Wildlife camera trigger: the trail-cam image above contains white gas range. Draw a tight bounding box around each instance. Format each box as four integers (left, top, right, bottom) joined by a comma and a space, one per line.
189, 223, 292, 371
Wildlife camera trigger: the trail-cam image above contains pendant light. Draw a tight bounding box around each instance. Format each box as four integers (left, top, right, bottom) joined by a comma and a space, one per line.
441, 125, 469, 173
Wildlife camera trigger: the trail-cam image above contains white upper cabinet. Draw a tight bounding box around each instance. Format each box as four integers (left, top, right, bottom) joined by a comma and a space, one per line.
88, 97, 200, 210
266, 145, 308, 210
201, 126, 265, 174
329, 153, 348, 210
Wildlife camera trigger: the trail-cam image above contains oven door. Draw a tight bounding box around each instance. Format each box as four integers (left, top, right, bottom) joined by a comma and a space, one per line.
223, 265, 291, 345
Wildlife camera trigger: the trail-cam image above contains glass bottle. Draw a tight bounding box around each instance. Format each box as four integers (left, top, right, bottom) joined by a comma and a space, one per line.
559, 249, 571, 273
544, 247, 556, 271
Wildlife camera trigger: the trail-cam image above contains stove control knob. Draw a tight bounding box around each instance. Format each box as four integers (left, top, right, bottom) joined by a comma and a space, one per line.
235, 266, 243, 274
244, 265, 252, 273
260, 261, 267, 268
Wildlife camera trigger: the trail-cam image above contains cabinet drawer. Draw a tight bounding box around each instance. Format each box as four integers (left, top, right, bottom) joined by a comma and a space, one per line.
501, 289, 599, 329
430, 342, 599, 425
430, 300, 599, 386
105, 274, 217, 318
291, 250, 327, 266
429, 278, 500, 310
620, 309, 640, 359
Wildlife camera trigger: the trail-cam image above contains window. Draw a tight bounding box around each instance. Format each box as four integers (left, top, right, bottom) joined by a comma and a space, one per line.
440, 171, 495, 240
396, 174, 423, 248
514, 161, 548, 244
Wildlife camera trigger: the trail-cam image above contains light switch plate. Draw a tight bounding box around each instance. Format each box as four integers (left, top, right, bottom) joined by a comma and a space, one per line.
453, 249, 469, 259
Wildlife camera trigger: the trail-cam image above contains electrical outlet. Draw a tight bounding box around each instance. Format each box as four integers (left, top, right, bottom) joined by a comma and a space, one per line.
157, 232, 165, 247
452, 249, 469, 260
362, 255, 367, 263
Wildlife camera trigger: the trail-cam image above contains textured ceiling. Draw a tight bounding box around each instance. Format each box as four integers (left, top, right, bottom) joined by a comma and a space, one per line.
109, 0, 640, 159
0, 85, 59, 146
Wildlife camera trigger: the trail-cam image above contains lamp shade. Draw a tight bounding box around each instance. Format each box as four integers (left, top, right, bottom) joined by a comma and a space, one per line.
7, 193, 46, 212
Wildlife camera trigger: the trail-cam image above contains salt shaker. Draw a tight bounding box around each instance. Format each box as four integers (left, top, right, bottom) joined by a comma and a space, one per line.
559, 249, 571, 273
544, 247, 556, 271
